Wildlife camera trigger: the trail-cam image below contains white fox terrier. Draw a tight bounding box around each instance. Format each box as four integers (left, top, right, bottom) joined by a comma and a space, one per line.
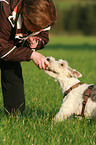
45, 56, 96, 121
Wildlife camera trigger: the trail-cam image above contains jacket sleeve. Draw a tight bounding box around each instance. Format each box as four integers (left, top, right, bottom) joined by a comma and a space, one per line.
0, 38, 33, 61
0, 1, 49, 62
0, 1, 33, 62
35, 31, 49, 50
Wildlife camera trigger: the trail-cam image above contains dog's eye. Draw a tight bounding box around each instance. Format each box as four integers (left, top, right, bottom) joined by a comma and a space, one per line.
61, 64, 64, 66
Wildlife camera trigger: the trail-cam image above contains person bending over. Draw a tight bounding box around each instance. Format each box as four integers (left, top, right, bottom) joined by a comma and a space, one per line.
0, 0, 57, 114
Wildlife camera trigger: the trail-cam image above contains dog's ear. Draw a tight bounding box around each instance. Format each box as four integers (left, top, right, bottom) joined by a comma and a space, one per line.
68, 67, 82, 78
72, 69, 82, 78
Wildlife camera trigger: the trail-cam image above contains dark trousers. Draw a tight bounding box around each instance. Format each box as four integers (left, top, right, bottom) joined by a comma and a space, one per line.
0, 60, 25, 114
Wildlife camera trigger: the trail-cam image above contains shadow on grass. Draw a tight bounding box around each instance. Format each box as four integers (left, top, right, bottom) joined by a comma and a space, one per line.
0, 106, 95, 124
46, 44, 96, 50
0, 108, 4, 119
24, 106, 96, 123
25, 105, 57, 121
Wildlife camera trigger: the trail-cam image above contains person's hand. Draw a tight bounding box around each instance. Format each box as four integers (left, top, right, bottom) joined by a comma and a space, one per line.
27, 36, 42, 48
30, 51, 49, 69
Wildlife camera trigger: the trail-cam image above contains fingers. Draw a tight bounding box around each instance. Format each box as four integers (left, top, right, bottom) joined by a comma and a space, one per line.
38, 59, 49, 70
27, 37, 39, 48
30, 51, 49, 70
38, 61, 47, 70
41, 61, 46, 70
29, 40, 39, 48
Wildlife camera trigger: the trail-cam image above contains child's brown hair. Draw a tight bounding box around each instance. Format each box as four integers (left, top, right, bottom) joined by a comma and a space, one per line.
18, 0, 57, 32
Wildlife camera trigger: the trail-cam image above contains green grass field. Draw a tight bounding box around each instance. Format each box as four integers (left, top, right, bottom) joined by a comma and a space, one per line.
54, 0, 96, 9
0, 36, 96, 145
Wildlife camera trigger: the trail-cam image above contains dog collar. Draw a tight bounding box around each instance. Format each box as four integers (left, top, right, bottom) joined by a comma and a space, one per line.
63, 82, 82, 98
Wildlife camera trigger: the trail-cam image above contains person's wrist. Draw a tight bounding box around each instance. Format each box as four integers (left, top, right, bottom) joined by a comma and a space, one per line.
30, 49, 36, 60
32, 49, 35, 52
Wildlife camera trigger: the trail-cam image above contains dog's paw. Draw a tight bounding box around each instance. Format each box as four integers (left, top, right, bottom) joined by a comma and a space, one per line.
53, 114, 65, 122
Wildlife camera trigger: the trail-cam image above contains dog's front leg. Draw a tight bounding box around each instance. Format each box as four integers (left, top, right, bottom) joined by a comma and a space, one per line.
54, 103, 73, 122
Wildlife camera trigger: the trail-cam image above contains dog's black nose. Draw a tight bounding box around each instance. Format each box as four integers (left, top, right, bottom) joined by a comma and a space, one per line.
47, 58, 50, 62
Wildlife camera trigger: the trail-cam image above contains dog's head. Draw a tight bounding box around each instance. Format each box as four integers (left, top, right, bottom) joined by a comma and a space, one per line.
45, 56, 82, 80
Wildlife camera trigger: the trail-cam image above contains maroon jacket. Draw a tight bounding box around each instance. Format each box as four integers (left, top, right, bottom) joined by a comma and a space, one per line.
0, 0, 49, 61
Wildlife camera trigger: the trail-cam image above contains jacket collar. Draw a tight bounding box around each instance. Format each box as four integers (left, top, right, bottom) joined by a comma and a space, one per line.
10, 0, 21, 11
